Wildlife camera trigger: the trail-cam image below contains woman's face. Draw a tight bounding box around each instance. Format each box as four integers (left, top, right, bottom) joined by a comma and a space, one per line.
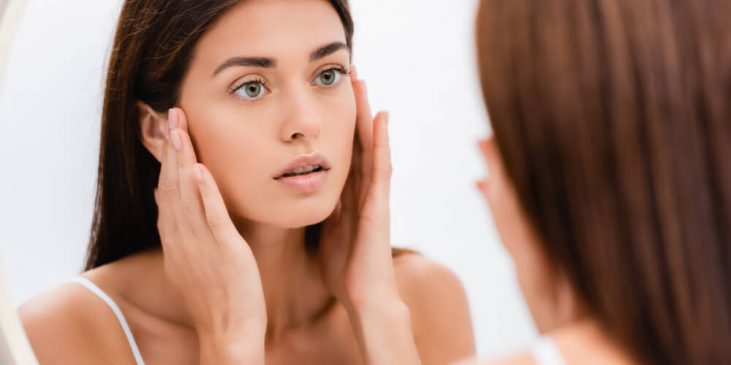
179, 0, 355, 228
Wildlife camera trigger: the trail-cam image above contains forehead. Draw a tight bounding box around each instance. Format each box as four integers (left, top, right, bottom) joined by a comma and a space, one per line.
194, 0, 347, 66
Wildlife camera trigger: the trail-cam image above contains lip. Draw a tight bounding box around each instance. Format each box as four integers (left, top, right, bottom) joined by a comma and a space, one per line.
274, 153, 332, 178
273, 153, 332, 194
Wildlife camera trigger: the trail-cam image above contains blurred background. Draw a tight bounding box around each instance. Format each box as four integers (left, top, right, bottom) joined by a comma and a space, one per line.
0, 0, 535, 357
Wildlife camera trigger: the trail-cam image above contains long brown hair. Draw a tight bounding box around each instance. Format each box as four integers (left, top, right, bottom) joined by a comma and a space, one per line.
85, 0, 354, 270
476, 0, 730, 364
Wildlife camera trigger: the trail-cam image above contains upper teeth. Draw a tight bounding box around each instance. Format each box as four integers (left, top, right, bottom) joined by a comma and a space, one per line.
289, 165, 319, 175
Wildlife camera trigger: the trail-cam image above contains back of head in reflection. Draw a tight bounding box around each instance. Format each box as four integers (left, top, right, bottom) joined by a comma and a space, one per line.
475, 0, 730, 364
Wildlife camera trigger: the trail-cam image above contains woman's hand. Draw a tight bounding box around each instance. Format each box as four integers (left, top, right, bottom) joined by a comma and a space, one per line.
154, 108, 266, 365
317, 69, 421, 365
317, 69, 399, 311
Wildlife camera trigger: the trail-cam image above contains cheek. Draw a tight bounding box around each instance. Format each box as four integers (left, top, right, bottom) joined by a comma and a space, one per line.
186, 102, 262, 168
186, 106, 275, 208
325, 89, 356, 181
326, 86, 357, 151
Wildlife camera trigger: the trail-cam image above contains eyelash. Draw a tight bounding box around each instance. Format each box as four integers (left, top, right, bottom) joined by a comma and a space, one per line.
227, 64, 350, 96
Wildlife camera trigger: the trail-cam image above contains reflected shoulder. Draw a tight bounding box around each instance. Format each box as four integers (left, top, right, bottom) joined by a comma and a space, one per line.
393, 252, 467, 300
393, 252, 477, 364
392, 252, 470, 308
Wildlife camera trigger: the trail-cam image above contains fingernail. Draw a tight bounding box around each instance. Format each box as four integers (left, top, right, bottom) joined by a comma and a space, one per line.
168, 109, 178, 130
478, 139, 488, 153
171, 129, 182, 150
193, 165, 203, 182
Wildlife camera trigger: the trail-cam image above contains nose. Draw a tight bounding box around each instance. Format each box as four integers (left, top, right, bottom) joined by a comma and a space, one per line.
279, 90, 322, 143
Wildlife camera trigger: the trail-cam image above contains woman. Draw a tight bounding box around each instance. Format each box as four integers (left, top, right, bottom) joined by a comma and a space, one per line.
474, 1, 730, 364
18, 0, 474, 364
362, 0, 731, 364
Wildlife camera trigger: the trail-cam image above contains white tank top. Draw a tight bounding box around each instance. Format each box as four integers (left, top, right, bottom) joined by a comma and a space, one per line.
531, 336, 566, 365
71, 277, 145, 365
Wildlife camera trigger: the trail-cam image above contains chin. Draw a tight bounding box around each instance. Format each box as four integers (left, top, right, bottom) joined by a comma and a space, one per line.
266, 197, 339, 229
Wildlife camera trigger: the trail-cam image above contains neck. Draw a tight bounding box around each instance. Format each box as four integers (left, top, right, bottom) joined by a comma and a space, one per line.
133, 221, 332, 343
234, 219, 333, 341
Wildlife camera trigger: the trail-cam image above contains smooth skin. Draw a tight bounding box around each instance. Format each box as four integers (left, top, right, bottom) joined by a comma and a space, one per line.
19, 71, 474, 365
18, 3, 473, 363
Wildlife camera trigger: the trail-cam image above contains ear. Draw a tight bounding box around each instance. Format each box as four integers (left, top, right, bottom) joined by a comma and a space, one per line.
137, 101, 169, 163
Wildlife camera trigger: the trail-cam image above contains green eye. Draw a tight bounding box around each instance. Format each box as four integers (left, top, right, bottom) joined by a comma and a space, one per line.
315, 69, 341, 87
234, 80, 267, 100
244, 83, 262, 97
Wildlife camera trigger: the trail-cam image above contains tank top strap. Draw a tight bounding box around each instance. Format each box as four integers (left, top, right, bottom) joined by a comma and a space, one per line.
71, 277, 145, 365
531, 335, 566, 365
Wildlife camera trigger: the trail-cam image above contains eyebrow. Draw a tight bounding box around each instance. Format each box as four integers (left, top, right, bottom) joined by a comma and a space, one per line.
309, 41, 349, 62
212, 41, 349, 77
213, 57, 276, 76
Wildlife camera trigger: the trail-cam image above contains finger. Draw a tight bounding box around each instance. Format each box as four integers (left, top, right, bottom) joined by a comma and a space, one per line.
353, 76, 374, 154
353, 81, 376, 192
156, 112, 182, 243
350, 64, 358, 80
196, 164, 243, 245
153, 188, 169, 239
155, 140, 180, 252
172, 107, 199, 167
170, 109, 208, 236
337, 162, 359, 226
158, 109, 181, 203
158, 109, 200, 253
358, 112, 392, 257
370, 111, 392, 203
348, 141, 368, 208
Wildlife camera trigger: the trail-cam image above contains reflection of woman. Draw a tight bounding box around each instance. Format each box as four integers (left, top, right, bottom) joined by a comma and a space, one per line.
476, 0, 731, 364
359, 0, 731, 364
18, 1, 474, 364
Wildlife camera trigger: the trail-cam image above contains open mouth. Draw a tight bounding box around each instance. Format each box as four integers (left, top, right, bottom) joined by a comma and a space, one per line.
274, 154, 331, 193
276, 164, 327, 179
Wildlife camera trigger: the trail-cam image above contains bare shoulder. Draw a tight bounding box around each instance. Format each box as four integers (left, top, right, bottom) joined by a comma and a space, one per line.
453, 352, 535, 365
19, 270, 137, 364
392, 252, 476, 364
392, 252, 471, 319
393, 252, 466, 299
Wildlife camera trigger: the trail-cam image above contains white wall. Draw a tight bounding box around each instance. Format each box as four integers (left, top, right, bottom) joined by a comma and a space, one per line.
0, 0, 536, 357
